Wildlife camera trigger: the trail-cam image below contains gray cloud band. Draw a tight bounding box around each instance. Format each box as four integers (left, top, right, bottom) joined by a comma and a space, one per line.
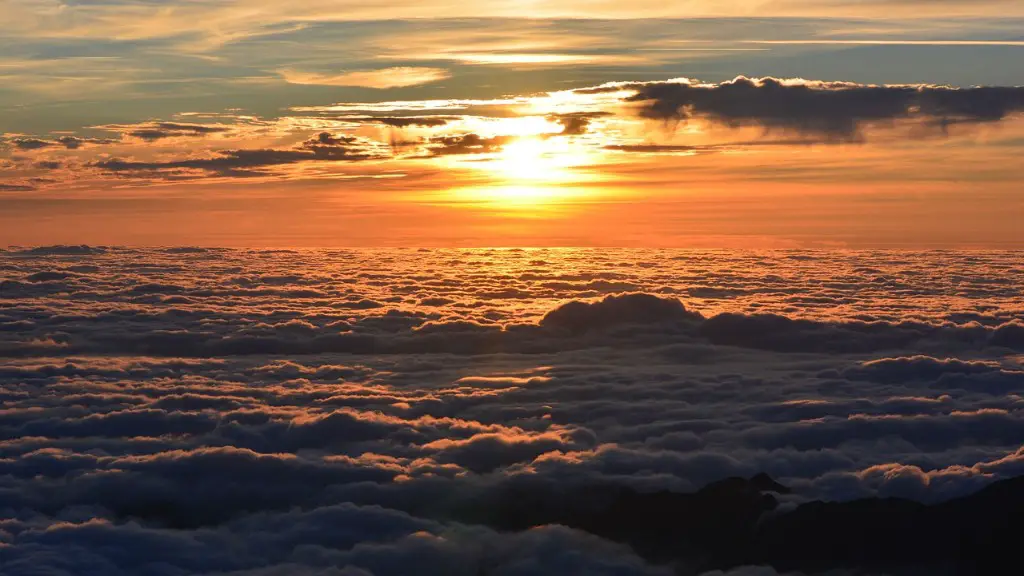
617, 77, 1024, 138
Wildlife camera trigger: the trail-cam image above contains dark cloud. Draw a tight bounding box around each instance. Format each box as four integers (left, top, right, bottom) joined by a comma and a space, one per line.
424, 133, 515, 156
93, 144, 379, 179
547, 112, 612, 136
475, 473, 1024, 575
621, 77, 1024, 139
125, 122, 233, 141
56, 136, 95, 149
991, 321, 1024, 348
1, 502, 674, 576
374, 117, 454, 128
309, 132, 359, 146
540, 292, 703, 335
10, 137, 55, 150
695, 312, 980, 354
843, 355, 1007, 381
4, 135, 111, 150
0, 183, 36, 191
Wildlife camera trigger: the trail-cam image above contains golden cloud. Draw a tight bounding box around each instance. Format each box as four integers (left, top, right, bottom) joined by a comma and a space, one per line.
279, 67, 451, 89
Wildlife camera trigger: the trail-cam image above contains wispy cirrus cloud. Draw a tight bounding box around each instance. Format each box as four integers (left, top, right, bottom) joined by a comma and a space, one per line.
279, 67, 451, 89
4, 16, 1024, 133
399, 52, 642, 66
5, 1, 1024, 47
742, 40, 1024, 46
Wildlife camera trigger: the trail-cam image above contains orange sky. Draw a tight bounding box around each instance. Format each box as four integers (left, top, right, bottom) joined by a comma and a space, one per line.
4, 103, 1022, 248
2, 12, 1024, 247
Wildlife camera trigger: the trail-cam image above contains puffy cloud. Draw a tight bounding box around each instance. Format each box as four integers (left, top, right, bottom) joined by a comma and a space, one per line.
546, 112, 611, 136
840, 356, 1024, 392
423, 133, 515, 156
10, 137, 54, 150
539, 293, 703, 335
308, 132, 359, 147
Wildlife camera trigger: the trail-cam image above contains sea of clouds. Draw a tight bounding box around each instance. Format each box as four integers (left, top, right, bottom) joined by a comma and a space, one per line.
1, 247, 1022, 575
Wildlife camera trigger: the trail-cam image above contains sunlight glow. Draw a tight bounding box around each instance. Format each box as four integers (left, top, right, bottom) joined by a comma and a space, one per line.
491, 139, 560, 181
485, 136, 602, 185
435, 52, 645, 66
438, 135, 608, 210
458, 116, 563, 138
457, 185, 579, 208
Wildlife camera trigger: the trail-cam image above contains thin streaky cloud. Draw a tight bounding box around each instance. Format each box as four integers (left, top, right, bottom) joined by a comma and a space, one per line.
742, 40, 1024, 46
6, 3, 1024, 46
279, 67, 451, 88
392, 53, 642, 65
637, 48, 771, 52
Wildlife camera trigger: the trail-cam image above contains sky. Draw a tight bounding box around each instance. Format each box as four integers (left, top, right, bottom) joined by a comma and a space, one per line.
2, 2, 1024, 247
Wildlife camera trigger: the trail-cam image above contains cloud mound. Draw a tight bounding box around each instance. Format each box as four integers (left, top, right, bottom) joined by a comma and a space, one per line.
540, 293, 703, 335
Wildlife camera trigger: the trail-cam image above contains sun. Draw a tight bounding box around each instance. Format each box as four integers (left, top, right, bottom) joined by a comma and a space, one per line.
428, 116, 610, 210
440, 138, 606, 209
490, 138, 554, 181
487, 136, 598, 184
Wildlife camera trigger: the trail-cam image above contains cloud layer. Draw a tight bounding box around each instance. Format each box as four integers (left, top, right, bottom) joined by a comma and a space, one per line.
5, 75, 1024, 194
1, 248, 1022, 573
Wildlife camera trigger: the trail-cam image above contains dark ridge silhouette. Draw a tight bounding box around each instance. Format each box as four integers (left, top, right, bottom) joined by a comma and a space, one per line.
449, 474, 1023, 575
56, 450, 1022, 574
752, 476, 1022, 575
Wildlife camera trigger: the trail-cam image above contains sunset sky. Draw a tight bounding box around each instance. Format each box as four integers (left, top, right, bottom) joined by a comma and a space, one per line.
5, 5, 1024, 575
2, 2, 1024, 247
